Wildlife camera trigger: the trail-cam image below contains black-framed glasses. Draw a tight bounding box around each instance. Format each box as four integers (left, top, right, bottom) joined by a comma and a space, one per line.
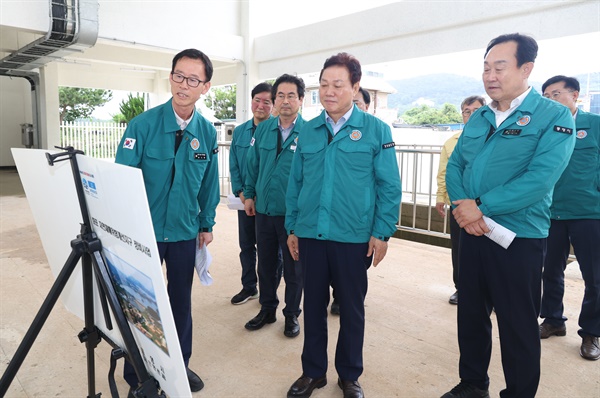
171, 72, 206, 88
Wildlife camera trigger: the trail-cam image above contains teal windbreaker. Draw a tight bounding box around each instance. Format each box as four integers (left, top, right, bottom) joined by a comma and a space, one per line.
446, 88, 576, 238
285, 106, 401, 243
551, 109, 600, 220
230, 118, 256, 196
244, 116, 306, 216
115, 98, 220, 242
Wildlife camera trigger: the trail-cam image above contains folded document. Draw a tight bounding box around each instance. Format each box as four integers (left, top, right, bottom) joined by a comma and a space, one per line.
483, 216, 516, 249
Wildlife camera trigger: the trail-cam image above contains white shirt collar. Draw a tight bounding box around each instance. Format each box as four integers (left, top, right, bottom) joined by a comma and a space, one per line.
173, 106, 193, 130
326, 106, 354, 135
489, 86, 532, 127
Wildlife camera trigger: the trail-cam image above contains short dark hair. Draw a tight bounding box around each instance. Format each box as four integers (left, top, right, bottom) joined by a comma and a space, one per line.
484, 33, 538, 67
171, 48, 214, 82
319, 52, 362, 86
251, 82, 273, 99
542, 75, 580, 93
358, 87, 371, 106
272, 74, 305, 101
461, 95, 486, 110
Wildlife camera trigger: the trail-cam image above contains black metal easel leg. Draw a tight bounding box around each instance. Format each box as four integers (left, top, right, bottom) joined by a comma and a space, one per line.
1, 147, 162, 398
0, 238, 85, 396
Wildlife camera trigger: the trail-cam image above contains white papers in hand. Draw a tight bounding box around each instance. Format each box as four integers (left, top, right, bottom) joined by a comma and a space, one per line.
226, 194, 245, 210
483, 216, 516, 249
195, 241, 213, 286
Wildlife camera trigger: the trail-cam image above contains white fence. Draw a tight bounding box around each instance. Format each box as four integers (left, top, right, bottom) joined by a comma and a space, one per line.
60, 122, 447, 237
60, 121, 127, 159
60, 121, 227, 160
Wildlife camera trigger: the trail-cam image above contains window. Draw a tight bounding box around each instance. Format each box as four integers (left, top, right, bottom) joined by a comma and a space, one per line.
311, 90, 319, 105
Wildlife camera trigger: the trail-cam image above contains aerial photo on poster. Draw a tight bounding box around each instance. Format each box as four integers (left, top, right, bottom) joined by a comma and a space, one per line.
104, 249, 169, 355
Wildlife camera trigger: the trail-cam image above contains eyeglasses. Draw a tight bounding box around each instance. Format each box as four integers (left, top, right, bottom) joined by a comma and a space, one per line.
276, 93, 298, 101
461, 108, 480, 116
171, 72, 206, 88
543, 90, 574, 100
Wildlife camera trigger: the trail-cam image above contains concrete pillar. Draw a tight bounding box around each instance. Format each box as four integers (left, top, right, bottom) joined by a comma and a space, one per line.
39, 63, 60, 150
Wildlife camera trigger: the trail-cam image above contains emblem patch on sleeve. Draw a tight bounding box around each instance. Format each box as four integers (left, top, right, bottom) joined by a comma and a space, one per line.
212, 148, 219, 154
553, 125, 573, 135
382, 142, 395, 149
123, 138, 136, 149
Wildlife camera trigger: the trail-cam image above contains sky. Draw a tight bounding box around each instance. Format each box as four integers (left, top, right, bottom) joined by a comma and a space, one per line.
368, 32, 600, 82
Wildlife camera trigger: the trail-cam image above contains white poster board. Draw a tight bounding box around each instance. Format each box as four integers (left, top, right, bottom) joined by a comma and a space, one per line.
12, 148, 190, 397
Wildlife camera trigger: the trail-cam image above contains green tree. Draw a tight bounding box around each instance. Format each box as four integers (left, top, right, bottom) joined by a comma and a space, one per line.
401, 103, 462, 125
113, 93, 145, 123
59, 87, 112, 123
204, 85, 236, 120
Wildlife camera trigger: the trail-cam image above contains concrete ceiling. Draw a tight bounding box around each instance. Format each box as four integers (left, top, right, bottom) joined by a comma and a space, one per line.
1, 0, 598, 91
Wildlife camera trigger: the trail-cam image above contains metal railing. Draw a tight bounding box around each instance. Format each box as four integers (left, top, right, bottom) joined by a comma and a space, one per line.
59, 124, 447, 238
218, 142, 448, 238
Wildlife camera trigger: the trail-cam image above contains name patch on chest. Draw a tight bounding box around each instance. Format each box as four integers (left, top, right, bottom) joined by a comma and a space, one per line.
503, 129, 522, 136
195, 153, 207, 160
553, 125, 573, 135
382, 142, 396, 149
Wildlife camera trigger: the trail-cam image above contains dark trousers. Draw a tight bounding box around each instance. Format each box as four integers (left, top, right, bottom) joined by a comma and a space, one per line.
331, 248, 371, 301
237, 210, 258, 290
124, 239, 196, 387
449, 212, 461, 289
255, 212, 302, 316
541, 219, 600, 337
299, 238, 371, 381
457, 231, 544, 398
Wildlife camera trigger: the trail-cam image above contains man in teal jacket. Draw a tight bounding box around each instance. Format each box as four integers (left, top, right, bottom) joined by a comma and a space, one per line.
286, 53, 401, 398
243, 74, 306, 338
229, 82, 279, 306
443, 34, 575, 398
539, 75, 600, 361
115, 48, 219, 394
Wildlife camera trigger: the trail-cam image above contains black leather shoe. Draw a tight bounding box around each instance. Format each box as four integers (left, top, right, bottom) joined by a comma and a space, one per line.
337, 378, 364, 398
539, 322, 566, 339
245, 310, 276, 330
187, 367, 204, 392
449, 291, 458, 305
441, 381, 490, 397
580, 335, 600, 360
284, 315, 300, 337
330, 299, 340, 315
287, 374, 327, 398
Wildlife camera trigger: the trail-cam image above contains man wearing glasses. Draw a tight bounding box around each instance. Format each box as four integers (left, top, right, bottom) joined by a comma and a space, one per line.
243, 74, 306, 338
539, 75, 600, 361
435, 95, 486, 306
116, 48, 219, 395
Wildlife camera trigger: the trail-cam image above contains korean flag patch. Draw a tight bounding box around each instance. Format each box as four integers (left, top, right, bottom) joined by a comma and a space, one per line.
123, 138, 136, 149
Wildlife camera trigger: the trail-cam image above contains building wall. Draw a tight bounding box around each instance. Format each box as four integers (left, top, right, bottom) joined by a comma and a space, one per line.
0, 77, 32, 167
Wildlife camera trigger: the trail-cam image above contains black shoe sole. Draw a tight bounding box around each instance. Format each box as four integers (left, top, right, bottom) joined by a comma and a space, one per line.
284, 328, 300, 338
287, 378, 327, 398
245, 317, 276, 330
231, 294, 259, 305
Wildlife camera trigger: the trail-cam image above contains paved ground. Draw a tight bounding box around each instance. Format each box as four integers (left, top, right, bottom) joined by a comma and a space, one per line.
0, 168, 598, 397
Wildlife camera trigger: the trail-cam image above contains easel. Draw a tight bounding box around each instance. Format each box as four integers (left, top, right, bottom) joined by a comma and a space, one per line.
0, 147, 162, 398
